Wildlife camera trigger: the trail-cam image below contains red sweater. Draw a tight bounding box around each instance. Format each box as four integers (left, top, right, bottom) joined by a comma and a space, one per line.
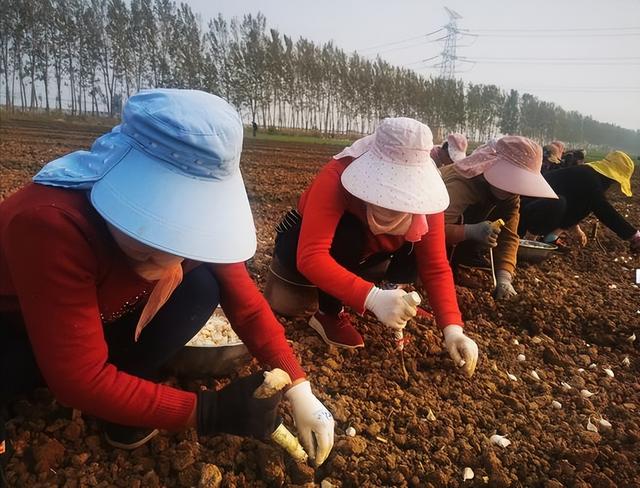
0, 184, 305, 430
297, 158, 462, 328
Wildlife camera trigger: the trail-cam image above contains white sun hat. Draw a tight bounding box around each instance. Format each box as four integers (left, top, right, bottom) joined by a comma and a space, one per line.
338, 117, 450, 214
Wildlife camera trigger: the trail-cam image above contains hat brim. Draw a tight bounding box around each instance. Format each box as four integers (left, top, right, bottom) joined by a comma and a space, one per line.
340, 150, 450, 214
448, 147, 467, 163
484, 160, 558, 199
91, 147, 257, 262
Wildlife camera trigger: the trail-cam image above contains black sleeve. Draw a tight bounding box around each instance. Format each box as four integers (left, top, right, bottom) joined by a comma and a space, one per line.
591, 195, 637, 240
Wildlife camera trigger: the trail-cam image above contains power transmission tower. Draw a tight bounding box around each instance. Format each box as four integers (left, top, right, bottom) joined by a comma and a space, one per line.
440, 7, 462, 79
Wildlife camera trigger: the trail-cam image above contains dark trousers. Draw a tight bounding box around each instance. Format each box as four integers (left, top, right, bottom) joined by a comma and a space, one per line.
0, 265, 219, 426
518, 196, 568, 237
274, 211, 417, 315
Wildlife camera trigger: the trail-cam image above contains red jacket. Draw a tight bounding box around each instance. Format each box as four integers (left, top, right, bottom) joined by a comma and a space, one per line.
0, 184, 304, 430
297, 158, 463, 328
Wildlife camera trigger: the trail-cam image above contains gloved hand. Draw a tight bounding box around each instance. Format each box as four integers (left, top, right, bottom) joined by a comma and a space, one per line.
285, 380, 334, 466
365, 287, 418, 330
197, 371, 282, 439
443, 324, 479, 377
464, 221, 500, 247
629, 230, 640, 253
494, 270, 517, 300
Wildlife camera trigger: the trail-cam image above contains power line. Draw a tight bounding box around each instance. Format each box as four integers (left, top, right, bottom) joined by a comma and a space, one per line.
470, 26, 640, 32
357, 28, 444, 52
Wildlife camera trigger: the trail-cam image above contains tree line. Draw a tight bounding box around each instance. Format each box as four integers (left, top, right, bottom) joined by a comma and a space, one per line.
1, 0, 638, 153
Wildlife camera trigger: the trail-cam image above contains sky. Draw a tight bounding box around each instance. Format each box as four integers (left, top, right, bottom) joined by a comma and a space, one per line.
187, 0, 640, 131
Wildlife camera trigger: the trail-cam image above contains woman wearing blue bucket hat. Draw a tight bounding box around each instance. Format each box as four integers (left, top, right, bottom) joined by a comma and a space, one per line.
0, 89, 334, 465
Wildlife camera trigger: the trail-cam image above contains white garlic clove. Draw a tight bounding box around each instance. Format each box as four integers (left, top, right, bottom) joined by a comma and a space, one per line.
507, 373, 518, 381
589, 363, 597, 370
580, 389, 595, 398
345, 427, 356, 437
599, 418, 612, 429
551, 400, 562, 409
513, 339, 520, 345
489, 434, 511, 448
517, 354, 526, 361
622, 357, 630, 367
530, 370, 541, 381
427, 408, 436, 422
561, 381, 572, 391
628, 333, 636, 343
586, 417, 598, 432
603, 368, 614, 378
532, 337, 542, 344
462, 467, 474, 481
577, 368, 585, 373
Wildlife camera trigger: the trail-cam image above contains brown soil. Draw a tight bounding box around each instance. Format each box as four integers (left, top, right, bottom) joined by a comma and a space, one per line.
1, 115, 639, 487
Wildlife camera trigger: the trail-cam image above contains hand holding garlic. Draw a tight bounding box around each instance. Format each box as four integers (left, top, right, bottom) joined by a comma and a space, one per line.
443, 325, 478, 377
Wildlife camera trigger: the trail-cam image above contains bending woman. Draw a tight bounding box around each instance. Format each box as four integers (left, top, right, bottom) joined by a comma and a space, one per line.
269, 118, 478, 377
0, 89, 334, 466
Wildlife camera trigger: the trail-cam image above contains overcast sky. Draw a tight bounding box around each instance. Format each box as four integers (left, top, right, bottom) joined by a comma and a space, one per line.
187, 0, 640, 131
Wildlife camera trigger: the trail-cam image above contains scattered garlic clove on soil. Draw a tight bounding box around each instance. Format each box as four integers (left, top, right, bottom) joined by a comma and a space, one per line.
589, 363, 597, 370
608, 284, 617, 289
507, 373, 518, 381
463, 467, 474, 481
599, 418, 612, 429
586, 417, 598, 432
513, 339, 520, 345
580, 389, 595, 398
603, 368, 614, 378
426, 408, 436, 422
561, 382, 572, 391
622, 357, 630, 367
551, 400, 562, 409
628, 333, 636, 343
577, 368, 585, 373
345, 427, 356, 437
530, 370, 541, 381
490, 434, 511, 448
532, 337, 542, 344
517, 354, 526, 361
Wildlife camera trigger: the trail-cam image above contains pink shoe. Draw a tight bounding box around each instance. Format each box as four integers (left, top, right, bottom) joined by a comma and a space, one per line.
309, 312, 364, 349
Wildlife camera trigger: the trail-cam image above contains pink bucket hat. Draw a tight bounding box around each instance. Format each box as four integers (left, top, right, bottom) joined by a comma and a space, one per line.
337, 117, 450, 214
447, 133, 468, 162
454, 136, 558, 199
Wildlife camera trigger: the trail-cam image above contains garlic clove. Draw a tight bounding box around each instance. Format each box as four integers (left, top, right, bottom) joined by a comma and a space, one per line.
345, 427, 356, 437
551, 400, 562, 409
577, 368, 585, 373
489, 434, 511, 448
586, 417, 598, 432
561, 381, 572, 391
530, 370, 541, 381
627, 333, 636, 343
462, 467, 474, 481
603, 368, 614, 378
507, 373, 518, 381
532, 336, 542, 344
517, 354, 526, 361
589, 363, 597, 370
513, 339, 519, 345
599, 418, 612, 429
622, 357, 630, 367
427, 408, 436, 422
580, 389, 595, 398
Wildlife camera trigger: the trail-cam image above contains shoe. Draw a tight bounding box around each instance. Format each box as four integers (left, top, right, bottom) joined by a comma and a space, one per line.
309, 312, 364, 349
415, 306, 434, 321
104, 423, 159, 450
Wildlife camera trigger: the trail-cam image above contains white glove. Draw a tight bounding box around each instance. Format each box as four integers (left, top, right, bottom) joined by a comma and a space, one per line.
494, 270, 517, 300
285, 381, 334, 466
443, 325, 479, 377
364, 287, 418, 330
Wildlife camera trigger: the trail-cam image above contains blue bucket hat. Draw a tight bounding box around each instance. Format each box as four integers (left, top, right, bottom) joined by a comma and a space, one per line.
33, 89, 256, 263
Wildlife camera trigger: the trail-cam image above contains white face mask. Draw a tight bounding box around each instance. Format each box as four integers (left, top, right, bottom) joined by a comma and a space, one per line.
107, 224, 183, 280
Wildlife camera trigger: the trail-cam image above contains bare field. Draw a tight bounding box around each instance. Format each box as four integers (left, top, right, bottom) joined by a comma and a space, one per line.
1, 115, 639, 488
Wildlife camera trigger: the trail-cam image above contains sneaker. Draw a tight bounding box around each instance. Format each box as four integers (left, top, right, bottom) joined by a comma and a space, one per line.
104, 423, 159, 450
415, 306, 434, 321
309, 312, 364, 349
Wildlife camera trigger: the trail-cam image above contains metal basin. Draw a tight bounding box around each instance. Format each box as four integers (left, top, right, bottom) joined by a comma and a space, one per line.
167, 341, 251, 378
517, 239, 558, 264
